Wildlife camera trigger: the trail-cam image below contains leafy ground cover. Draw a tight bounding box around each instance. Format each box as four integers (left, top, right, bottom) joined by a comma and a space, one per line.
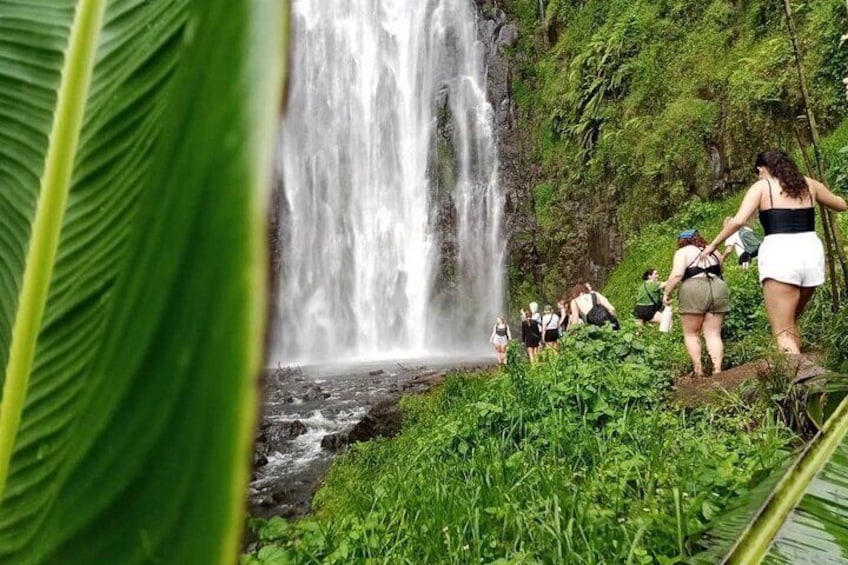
243, 326, 796, 564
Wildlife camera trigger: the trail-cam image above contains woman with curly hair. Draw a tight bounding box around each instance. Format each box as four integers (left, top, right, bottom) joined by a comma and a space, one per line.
663, 230, 730, 376
703, 149, 846, 354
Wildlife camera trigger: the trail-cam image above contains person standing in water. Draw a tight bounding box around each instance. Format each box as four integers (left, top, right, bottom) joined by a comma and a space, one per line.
702, 149, 846, 355
521, 302, 542, 363
489, 316, 511, 365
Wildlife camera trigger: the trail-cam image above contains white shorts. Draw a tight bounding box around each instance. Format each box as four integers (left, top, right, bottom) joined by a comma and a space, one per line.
758, 232, 825, 287
492, 335, 508, 347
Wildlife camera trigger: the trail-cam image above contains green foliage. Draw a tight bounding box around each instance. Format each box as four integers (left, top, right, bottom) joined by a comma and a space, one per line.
244, 330, 793, 563
701, 394, 848, 564
603, 195, 775, 368
0, 1, 285, 562
502, 0, 847, 300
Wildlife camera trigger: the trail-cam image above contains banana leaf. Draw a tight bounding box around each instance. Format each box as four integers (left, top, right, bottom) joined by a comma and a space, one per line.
0, 1, 286, 562
699, 390, 848, 564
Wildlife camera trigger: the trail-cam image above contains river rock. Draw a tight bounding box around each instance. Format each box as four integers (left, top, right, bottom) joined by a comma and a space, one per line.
320, 398, 405, 451
348, 398, 403, 442
320, 432, 349, 451
282, 420, 308, 439
302, 385, 330, 401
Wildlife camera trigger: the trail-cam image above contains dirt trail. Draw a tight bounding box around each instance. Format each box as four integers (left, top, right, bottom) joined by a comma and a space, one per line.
672, 354, 830, 406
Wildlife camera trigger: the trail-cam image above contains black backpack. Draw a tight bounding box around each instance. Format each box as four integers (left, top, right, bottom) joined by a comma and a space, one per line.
586, 292, 618, 329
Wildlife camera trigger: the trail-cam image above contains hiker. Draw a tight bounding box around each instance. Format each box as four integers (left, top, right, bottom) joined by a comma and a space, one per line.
541, 305, 561, 350
520, 302, 542, 362
664, 229, 730, 377
489, 316, 511, 365
721, 217, 761, 268
557, 299, 569, 333
703, 149, 846, 354
569, 283, 619, 329
633, 268, 666, 326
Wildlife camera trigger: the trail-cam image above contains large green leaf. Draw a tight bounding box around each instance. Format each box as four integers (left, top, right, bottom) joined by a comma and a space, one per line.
0, 1, 286, 562
715, 392, 848, 564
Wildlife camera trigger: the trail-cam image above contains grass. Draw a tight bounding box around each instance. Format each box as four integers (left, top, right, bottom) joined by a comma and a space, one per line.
243, 327, 795, 564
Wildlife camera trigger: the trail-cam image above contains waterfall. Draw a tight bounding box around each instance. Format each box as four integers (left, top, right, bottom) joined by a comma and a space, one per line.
273, 0, 504, 365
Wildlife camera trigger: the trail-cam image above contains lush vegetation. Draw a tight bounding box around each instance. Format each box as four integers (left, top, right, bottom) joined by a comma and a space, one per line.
244, 326, 800, 563
0, 2, 286, 562
244, 164, 848, 563
603, 162, 848, 370
500, 0, 848, 304
239, 3, 848, 562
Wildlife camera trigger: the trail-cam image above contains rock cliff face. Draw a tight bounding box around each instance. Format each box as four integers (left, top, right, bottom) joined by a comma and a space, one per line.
474, 2, 545, 299
474, 0, 623, 306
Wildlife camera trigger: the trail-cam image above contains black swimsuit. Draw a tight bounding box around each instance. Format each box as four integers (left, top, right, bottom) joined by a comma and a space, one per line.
683, 253, 722, 281
758, 179, 815, 236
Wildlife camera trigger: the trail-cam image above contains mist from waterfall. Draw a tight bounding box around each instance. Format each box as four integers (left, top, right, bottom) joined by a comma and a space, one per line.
273, 0, 504, 365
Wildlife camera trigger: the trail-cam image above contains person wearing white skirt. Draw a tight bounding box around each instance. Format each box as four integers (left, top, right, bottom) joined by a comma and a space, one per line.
704, 149, 846, 354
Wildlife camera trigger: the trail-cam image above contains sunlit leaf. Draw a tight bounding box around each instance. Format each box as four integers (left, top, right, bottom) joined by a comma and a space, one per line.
0, 1, 286, 561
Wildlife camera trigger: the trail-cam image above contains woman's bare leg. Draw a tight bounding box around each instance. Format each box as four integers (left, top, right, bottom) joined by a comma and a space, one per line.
681, 314, 705, 376
793, 286, 816, 352
702, 313, 725, 374
763, 279, 802, 354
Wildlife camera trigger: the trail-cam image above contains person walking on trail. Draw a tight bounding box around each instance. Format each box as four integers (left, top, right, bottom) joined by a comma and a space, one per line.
633, 268, 666, 326
721, 217, 761, 269
541, 305, 561, 350
557, 299, 569, 334
663, 229, 730, 377
520, 302, 542, 363
569, 283, 619, 329
702, 149, 846, 355
489, 316, 511, 365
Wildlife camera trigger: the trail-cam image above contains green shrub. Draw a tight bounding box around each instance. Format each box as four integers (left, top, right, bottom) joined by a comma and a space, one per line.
244, 329, 794, 563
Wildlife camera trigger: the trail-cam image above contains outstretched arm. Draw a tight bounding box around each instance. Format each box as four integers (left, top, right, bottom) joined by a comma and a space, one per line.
704, 181, 762, 256
810, 177, 847, 212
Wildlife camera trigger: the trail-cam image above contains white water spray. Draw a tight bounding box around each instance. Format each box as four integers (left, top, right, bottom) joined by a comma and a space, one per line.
273, 0, 504, 364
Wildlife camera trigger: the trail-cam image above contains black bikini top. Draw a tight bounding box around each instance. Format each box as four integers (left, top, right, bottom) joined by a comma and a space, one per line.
683, 252, 722, 281
758, 179, 815, 236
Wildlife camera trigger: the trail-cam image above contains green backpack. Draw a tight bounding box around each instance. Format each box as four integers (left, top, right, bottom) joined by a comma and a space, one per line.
739, 229, 761, 254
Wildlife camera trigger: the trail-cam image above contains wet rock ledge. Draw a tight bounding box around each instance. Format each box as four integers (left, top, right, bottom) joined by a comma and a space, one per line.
250, 363, 493, 520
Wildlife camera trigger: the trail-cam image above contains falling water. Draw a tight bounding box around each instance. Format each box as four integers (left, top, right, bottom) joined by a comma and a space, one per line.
273, 0, 504, 365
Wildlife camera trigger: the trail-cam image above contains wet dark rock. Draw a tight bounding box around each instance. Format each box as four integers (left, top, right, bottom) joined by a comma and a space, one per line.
282, 420, 308, 439
320, 432, 348, 451
254, 419, 308, 465
251, 362, 494, 521
348, 398, 403, 442
368, 369, 385, 376
474, 3, 546, 292
303, 385, 330, 401
320, 398, 404, 450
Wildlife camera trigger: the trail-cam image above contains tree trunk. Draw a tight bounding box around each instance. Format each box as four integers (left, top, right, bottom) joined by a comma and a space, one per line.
783, 0, 846, 309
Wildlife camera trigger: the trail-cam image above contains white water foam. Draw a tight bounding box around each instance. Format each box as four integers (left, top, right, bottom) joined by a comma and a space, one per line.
272, 0, 504, 365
